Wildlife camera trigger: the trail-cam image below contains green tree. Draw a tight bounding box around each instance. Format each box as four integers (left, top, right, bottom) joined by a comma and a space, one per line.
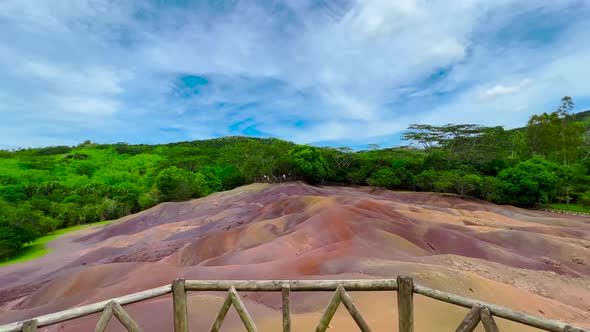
0, 185, 27, 202
192, 173, 211, 197
448, 172, 481, 198
433, 176, 453, 193
527, 112, 559, 157
526, 97, 584, 164
155, 166, 194, 200
578, 190, 590, 206
39, 216, 63, 233
413, 170, 439, 191
138, 188, 162, 210
509, 131, 526, 160
480, 176, 502, 201
497, 158, 559, 206
369, 168, 400, 189
556, 97, 583, 165
423, 150, 453, 171
0, 200, 40, 259
346, 170, 368, 185
73, 161, 97, 177
554, 164, 589, 205
287, 145, 330, 184
193, 168, 223, 197
199, 166, 228, 192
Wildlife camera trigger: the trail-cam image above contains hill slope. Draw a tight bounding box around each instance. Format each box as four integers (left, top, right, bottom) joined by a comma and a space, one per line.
0, 183, 589, 331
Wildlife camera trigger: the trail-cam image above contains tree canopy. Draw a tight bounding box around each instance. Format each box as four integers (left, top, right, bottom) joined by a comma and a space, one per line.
1, 97, 590, 260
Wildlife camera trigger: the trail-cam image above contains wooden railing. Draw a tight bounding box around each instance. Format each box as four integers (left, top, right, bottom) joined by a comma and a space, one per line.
0, 277, 587, 332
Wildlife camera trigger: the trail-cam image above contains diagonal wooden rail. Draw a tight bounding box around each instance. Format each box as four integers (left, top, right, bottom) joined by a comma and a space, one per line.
0, 276, 587, 332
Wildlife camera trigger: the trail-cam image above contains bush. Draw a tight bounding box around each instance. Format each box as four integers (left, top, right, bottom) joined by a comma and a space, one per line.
155, 166, 195, 200
369, 168, 400, 189
346, 170, 368, 185
578, 190, 590, 206
0, 200, 41, 259
497, 157, 558, 206
0, 185, 27, 202
139, 189, 161, 210
73, 161, 97, 177
414, 170, 439, 191
287, 145, 330, 184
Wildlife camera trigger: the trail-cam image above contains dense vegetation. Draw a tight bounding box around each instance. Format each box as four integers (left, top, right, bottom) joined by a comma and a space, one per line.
1, 96, 589, 260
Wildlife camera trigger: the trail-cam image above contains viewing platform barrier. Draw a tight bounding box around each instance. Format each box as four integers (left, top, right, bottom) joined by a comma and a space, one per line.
0, 276, 587, 332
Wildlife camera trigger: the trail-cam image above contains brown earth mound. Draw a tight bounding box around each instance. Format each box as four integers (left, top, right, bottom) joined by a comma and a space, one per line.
0, 183, 589, 331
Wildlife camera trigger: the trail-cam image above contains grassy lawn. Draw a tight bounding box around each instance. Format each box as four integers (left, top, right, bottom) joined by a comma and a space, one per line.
0, 221, 112, 267
544, 203, 590, 213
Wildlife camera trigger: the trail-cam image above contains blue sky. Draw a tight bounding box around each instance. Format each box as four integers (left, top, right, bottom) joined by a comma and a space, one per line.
1, 0, 590, 150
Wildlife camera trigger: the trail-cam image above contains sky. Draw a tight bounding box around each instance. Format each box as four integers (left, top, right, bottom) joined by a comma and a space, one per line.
1, 0, 590, 150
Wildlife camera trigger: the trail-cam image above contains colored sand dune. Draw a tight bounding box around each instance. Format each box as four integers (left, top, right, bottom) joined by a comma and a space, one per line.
0, 183, 588, 331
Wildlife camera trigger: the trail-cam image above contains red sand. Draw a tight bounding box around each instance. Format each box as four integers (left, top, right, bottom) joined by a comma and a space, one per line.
0, 183, 589, 331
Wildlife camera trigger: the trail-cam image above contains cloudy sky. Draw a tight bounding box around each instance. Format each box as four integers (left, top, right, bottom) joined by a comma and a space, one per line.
1, 0, 589, 149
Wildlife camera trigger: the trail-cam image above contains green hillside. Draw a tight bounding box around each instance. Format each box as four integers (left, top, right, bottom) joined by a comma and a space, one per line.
1, 97, 590, 262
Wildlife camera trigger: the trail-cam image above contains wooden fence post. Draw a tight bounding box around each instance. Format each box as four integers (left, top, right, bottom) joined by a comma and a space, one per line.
315, 287, 343, 332
210, 293, 232, 332
397, 276, 414, 332
480, 307, 499, 332
456, 305, 481, 332
282, 285, 291, 332
338, 286, 372, 332
21, 320, 37, 332
94, 303, 114, 332
228, 287, 257, 332
111, 302, 141, 332
172, 279, 188, 332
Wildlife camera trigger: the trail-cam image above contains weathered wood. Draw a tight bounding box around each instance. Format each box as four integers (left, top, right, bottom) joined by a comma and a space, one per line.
338, 285, 372, 332
397, 276, 414, 332
209, 293, 232, 332
456, 305, 482, 332
315, 287, 342, 332
282, 285, 291, 332
229, 286, 257, 332
185, 279, 398, 292
0, 284, 171, 332
413, 284, 572, 332
172, 279, 188, 332
94, 303, 114, 332
414, 285, 580, 332
480, 307, 499, 332
565, 326, 589, 332
2, 279, 589, 332
21, 320, 37, 332
111, 302, 141, 332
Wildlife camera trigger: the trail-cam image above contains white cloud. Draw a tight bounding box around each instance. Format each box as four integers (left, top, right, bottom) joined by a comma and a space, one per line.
479, 79, 533, 99
49, 96, 120, 115
0, 0, 589, 148
23, 61, 129, 99
420, 43, 590, 128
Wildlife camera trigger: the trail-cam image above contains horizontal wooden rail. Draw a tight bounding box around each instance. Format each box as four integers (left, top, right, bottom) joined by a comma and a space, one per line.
0, 285, 171, 332
413, 284, 581, 332
0, 279, 587, 332
184, 279, 398, 291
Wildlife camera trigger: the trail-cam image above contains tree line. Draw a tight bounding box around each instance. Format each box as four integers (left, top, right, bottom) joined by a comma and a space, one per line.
1, 96, 589, 260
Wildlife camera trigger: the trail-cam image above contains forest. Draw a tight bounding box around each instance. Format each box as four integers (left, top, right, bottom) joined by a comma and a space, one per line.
1, 96, 589, 260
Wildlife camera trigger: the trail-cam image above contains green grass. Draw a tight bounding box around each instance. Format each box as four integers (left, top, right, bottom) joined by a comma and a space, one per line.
544, 203, 590, 213
0, 221, 112, 267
